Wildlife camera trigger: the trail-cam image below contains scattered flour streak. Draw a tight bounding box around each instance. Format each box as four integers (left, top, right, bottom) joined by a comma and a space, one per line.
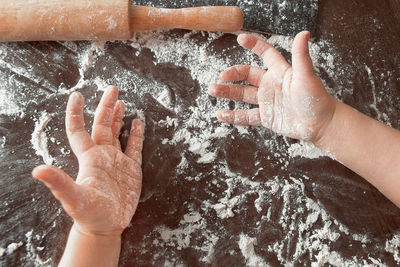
239, 234, 267, 267
31, 112, 53, 165
288, 140, 333, 159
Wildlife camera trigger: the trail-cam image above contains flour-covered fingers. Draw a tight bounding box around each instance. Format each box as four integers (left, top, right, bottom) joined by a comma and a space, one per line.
92, 86, 119, 146
125, 119, 145, 164
219, 65, 266, 87
66, 92, 94, 157
237, 34, 290, 70
209, 84, 258, 104
216, 109, 262, 126
32, 165, 86, 217
110, 100, 126, 149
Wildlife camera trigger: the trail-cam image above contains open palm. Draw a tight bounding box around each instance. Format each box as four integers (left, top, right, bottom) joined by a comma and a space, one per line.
33, 86, 145, 236
209, 31, 336, 142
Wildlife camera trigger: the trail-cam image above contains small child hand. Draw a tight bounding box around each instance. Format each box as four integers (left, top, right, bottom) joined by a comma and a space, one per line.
209, 31, 337, 142
32, 86, 145, 236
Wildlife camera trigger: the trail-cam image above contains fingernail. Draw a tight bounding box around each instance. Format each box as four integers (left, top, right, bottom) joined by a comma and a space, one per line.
107, 85, 118, 93
237, 34, 246, 43
71, 91, 82, 103
71, 91, 80, 99
131, 119, 145, 136
32, 165, 48, 179
208, 85, 217, 95
117, 100, 125, 106
216, 110, 226, 119
217, 111, 231, 120
32, 166, 41, 177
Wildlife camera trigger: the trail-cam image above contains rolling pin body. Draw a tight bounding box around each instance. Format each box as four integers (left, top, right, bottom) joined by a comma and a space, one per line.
0, 0, 131, 42
0, 1, 243, 42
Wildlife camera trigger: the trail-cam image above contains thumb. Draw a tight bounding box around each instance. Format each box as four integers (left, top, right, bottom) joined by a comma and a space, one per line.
32, 165, 85, 216
292, 31, 314, 75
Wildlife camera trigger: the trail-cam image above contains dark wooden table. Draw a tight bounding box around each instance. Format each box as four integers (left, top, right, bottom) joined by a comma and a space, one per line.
0, 0, 399, 266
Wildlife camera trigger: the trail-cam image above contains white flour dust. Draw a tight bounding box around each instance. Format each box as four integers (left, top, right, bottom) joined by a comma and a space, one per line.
0, 90, 24, 117
126, 30, 396, 266
0, 241, 23, 256
30, 112, 54, 165
0, 230, 50, 266
0, 28, 398, 266
288, 140, 333, 159
239, 234, 267, 266
157, 211, 204, 250
0, 47, 26, 117
385, 233, 400, 264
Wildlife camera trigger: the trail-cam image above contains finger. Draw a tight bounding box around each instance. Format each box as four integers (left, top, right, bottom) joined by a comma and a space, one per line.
66, 92, 94, 157
208, 84, 258, 104
111, 101, 126, 149
292, 31, 314, 75
216, 109, 261, 126
92, 86, 119, 146
32, 165, 86, 216
219, 65, 266, 87
237, 34, 289, 70
125, 119, 145, 164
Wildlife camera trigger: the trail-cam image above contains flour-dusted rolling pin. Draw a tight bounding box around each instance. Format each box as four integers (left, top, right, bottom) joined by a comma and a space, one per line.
0, 0, 243, 42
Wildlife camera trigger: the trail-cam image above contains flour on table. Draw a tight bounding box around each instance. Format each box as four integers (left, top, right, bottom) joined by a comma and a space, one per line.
0, 54, 25, 116
31, 112, 53, 165
34, 31, 400, 265
59, 40, 106, 94
157, 211, 205, 250
156, 88, 173, 109
0, 90, 24, 117
288, 140, 333, 159
239, 234, 267, 267
24, 230, 51, 266
6, 242, 22, 255
1, 26, 397, 266
385, 232, 400, 264
204, 193, 241, 219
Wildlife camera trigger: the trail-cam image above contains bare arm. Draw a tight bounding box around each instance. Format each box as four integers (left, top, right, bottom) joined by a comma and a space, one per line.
209, 31, 400, 207
316, 101, 400, 206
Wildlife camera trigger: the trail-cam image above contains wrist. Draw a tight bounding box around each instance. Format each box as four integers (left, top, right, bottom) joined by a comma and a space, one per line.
59, 224, 122, 267
312, 100, 342, 151
58, 223, 121, 267
72, 223, 122, 240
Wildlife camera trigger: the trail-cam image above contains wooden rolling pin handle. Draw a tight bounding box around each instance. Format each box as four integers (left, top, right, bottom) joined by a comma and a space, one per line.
130, 6, 244, 32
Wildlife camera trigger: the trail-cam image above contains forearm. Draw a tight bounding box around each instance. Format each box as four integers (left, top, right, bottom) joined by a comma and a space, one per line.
316, 101, 400, 207
59, 224, 121, 267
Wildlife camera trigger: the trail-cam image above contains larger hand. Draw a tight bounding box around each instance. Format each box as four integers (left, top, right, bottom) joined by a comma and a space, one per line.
209, 31, 337, 142
32, 86, 145, 236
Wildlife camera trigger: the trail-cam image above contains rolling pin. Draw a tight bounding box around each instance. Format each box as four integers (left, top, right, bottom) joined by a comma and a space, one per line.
0, 0, 243, 42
